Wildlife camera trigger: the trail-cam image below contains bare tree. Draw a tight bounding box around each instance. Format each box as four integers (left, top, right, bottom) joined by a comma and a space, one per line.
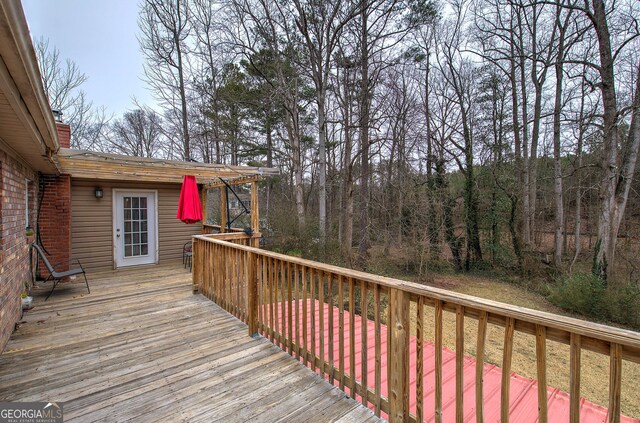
228, 0, 310, 228
109, 108, 164, 157
551, 0, 575, 268
35, 37, 109, 150
291, 0, 360, 240
435, 2, 483, 269
567, 0, 640, 279
139, 0, 192, 160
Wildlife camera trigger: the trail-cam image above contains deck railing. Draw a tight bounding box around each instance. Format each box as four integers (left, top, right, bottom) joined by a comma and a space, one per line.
192, 233, 640, 423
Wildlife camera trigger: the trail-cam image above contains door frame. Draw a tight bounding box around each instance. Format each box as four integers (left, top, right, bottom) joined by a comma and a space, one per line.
112, 189, 159, 268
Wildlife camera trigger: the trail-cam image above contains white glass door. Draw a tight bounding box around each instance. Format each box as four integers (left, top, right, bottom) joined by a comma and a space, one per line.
114, 191, 157, 267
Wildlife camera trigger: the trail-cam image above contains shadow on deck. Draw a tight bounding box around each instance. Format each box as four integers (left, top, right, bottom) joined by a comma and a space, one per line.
0, 262, 379, 422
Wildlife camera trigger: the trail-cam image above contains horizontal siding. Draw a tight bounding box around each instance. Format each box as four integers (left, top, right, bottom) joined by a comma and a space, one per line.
71, 180, 201, 272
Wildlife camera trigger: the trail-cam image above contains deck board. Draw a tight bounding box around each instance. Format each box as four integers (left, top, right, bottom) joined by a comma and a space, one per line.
0, 262, 379, 422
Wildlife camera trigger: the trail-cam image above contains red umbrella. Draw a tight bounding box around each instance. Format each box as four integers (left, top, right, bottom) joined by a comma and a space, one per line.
176, 175, 203, 224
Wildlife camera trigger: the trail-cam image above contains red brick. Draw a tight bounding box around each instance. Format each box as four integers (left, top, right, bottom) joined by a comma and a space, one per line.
0, 150, 38, 351
56, 123, 71, 149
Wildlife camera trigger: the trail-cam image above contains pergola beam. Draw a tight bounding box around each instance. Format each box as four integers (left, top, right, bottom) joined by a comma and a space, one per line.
205, 175, 262, 188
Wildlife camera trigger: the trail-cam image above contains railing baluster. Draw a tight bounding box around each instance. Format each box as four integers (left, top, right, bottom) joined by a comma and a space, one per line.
476, 311, 488, 423
435, 300, 443, 423
361, 280, 368, 407
242, 249, 248, 321
233, 248, 237, 318
257, 253, 263, 334
310, 267, 316, 372
374, 284, 382, 417
456, 305, 465, 423
270, 257, 276, 343
609, 342, 622, 423
417, 296, 424, 423
228, 246, 233, 314
247, 251, 258, 336
231, 247, 236, 317
302, 265, 308, 367
280, 260, 286, 349
212, 243, 217, 301
570, 333, 581, 423
294, 263, 300, 359
221, 246, 227, 310
236, 249, 241, 319
501, 317, 515, 423
328, 273, 335, 384
274, 258, 280, 347
319, 270, 325, 376
287, 261, 293, 355
536, 325, 548, 423
338, 274, 345, 391
349, 277, 356, 398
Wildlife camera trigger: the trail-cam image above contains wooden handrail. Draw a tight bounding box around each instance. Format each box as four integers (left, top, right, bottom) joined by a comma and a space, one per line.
192, 235, 640, 423
194, 235, 640, 358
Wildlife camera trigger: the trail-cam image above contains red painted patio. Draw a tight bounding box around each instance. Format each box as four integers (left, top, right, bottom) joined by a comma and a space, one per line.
268, 301, 638, 423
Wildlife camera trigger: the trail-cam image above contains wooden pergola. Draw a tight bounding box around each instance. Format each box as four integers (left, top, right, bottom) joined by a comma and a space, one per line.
54, 148, 279, 244
202, 175, 266, 246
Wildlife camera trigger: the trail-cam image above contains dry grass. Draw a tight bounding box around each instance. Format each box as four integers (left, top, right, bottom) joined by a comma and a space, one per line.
404, 273, 640, 419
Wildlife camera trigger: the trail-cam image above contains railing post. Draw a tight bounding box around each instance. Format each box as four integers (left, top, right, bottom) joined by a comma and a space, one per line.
247, 251, 259, 337
388, 287, 410, 422
192, 237, 200, 294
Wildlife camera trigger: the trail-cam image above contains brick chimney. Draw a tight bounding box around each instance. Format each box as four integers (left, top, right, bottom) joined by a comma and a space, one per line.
56, 122, 71, 148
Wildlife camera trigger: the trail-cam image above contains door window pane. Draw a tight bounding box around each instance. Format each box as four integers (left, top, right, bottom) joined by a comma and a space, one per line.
123, 195, 150, 258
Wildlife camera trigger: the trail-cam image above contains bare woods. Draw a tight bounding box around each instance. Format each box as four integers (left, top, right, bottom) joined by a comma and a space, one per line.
41, 0, 640, 285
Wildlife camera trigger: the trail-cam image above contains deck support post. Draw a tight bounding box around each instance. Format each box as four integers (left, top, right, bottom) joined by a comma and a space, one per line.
247, 251, 259, 336
201, 185, 207, 232
220, 187, 228, 233
388, 288, 410, 422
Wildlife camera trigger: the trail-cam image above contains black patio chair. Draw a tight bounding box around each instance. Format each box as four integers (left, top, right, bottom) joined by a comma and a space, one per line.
183, 241, 192, 272
31, 244, 90, 301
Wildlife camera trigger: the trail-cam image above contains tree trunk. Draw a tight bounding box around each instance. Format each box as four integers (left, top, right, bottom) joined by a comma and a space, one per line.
508, 9, 524, 263
517, 8, 531, 247
342, 99, 355, 266
570, 84, 585, 271
424, 59, 440, 261
592, 0, 620, 279
552, 3, 567, 269
318, 92, 327, 240
175, 20, 190, 161
357, 7, 371, 268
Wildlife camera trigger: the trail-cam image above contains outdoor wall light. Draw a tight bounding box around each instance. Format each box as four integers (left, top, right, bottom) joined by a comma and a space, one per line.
95, 187, 103, 199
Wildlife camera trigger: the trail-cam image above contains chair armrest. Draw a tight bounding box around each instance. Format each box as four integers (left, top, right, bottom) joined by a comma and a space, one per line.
49, 258, 84, 270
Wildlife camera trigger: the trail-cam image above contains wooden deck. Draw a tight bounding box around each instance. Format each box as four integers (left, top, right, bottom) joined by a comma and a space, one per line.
0, 263, 379, 422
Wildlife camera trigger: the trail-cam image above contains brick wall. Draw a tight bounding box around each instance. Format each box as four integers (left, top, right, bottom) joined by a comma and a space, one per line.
38, 175, 71, 274
0, 149, 38, 352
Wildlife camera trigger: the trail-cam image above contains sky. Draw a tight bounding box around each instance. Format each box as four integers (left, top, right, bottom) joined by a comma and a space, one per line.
22, 0, 157, 117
